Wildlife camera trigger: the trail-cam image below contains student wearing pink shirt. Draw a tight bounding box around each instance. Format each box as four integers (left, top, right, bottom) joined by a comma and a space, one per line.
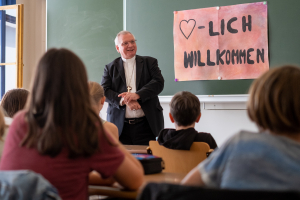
0, 48, 144, 200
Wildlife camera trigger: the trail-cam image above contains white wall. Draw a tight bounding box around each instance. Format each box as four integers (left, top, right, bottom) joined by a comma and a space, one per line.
101, 97, 258, 146
166, 103, 258, 146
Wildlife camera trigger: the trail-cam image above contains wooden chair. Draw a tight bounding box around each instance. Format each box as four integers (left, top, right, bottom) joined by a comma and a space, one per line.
149, 141, 211, 174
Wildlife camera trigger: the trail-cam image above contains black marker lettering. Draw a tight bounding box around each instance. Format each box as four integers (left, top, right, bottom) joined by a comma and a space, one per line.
207, 50, 215, 66
221, 19, 225, 35
242, 15, 252, 32
184, 51, 193, 68
239, 50, 246, 64
227, 17, 238, 34
216, 49, 226, 65
197, 50, 205, 66
209, 21, 219, 36
226, 50, 231, 65
247, 48, 254, 64
257, 48, 264, 63
232, 50, 239, 64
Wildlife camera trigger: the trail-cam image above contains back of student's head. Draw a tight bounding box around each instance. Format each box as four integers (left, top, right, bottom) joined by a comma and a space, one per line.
170, 91, 200, 126
24, 48, 102, 158
88, 81, 104, 103
0, 89, 29, 118
247, 65, 300, 134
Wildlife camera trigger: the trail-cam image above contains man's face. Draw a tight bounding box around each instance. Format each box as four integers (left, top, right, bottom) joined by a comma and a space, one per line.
116, 33, 137, 59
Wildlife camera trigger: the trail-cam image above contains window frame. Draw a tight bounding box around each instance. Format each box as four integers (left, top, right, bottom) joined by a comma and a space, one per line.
0, 4, 24, 94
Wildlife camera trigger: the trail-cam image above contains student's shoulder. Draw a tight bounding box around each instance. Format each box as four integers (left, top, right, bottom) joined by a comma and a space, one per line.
234, 130, 266, 143
103, 121, 119, 140
236, 130, 300, 150
104, 121, 118, 131
196, 132, 218, 148
196, 132, 215, 139
219, 130, 271, 152
6, 110, 28, 140
11, 110, 27, 126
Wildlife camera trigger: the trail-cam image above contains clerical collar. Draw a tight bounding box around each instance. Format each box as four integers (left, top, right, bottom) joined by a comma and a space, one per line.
121, 55, 136, 63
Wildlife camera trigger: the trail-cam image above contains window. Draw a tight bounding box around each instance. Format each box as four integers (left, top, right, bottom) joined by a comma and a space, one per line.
0, 4, 23, 98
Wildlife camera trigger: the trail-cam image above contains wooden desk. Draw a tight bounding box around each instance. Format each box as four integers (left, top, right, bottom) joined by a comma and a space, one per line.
88, 172, 185, 199
124, 145, 148, 154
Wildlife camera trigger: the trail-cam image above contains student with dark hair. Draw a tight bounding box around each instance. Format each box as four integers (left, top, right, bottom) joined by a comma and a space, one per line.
0, 88, 29, 117
157, 91, 217, 150
0, 48, 144, 200
182, 66, 300, 191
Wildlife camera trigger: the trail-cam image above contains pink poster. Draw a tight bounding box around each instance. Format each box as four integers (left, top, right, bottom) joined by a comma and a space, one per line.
173, 2, 269, 81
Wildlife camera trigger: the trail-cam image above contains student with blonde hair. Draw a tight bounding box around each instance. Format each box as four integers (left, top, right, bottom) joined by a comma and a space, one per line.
182, 65, 300, 191
89, 81, 118, 140
88, 81, 119, 186
0, 48, 144, 200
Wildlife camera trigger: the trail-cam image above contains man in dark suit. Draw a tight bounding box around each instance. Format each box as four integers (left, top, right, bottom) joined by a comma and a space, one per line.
101, 31, 164, 145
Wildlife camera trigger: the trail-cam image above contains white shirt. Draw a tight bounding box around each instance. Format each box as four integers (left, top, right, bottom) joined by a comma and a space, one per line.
121, 56, 145, 118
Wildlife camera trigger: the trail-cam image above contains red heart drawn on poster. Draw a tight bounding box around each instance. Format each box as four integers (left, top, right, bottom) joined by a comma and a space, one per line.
179, 19, 196, 39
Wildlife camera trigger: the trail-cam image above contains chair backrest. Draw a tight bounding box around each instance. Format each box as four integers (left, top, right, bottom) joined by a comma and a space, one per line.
0, 170, 61, 200
149, 141, 210, 174
138, 183, 300, 200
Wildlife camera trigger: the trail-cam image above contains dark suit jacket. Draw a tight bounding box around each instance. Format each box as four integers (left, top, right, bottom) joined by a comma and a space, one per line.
101, 55, 164, 137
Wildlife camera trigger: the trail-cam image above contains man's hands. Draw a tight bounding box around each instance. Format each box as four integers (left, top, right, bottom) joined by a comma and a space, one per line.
118, 92, 140, 103
118, 92, 141, 110
126, 101, 141, 110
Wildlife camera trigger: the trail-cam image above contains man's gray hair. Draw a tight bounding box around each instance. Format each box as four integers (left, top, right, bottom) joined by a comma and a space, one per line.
114, 30, 135, 46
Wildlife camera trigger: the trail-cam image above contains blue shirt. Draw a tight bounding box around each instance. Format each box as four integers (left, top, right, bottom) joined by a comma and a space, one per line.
198, 130, 300, 191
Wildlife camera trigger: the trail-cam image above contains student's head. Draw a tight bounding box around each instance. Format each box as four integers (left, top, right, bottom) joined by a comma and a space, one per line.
88, 81, 105, 114
24, 48, 102, 158
0, 88, 29, 118
115, 30, 137, 59
169, 91, 201, 127
247, 65, 300, 135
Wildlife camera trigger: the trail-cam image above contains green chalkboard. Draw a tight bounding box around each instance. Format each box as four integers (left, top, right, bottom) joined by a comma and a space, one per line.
47, 0, 123, 83
47, 0, 300, 96
126, 0, 300, 95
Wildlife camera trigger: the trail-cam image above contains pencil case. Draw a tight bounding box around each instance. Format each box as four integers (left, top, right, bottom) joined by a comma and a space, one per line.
133, 154, 164, 174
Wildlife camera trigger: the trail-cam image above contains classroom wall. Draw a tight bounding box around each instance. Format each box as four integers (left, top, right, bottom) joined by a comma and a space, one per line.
20, 0, 258, 146
167, 102, 258, 145
100, 100, 257, 146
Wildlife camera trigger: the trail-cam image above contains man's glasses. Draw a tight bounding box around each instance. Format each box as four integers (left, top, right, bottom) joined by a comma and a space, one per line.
121, 40, 137, 47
